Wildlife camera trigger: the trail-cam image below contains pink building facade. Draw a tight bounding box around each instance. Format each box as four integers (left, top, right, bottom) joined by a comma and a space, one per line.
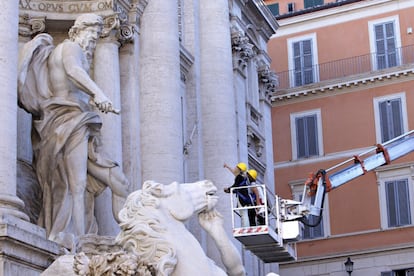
266, 0, 414, 275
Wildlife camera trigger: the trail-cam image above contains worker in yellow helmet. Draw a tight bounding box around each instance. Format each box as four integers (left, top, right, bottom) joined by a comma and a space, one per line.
223, 162, 247, 193
247, 169, 257, 181
224, 162, 247, 176
247, 169, 266, 225
223, 162, 252, 227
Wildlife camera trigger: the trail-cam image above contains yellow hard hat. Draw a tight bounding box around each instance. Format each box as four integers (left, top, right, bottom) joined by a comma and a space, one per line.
236, 162, 247, 172
247, 169, 257, 181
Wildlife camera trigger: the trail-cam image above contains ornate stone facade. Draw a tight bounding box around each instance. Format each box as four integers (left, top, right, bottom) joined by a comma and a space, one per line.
0, 0, 279, 274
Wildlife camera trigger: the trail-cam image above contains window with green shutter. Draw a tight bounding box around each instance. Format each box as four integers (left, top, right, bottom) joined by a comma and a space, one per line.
304, 0, 323, 9
268, 3, 279, 16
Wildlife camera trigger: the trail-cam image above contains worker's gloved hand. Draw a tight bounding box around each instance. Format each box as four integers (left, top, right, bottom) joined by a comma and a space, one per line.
224, 187, 230, 193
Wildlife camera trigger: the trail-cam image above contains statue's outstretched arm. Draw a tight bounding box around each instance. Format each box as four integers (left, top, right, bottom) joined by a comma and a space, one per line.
199, 210, 246, 276
61, 42, 118, 114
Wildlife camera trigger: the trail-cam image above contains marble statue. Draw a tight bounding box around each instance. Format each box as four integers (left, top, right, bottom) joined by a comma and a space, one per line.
68, 180, 246, 276
17, 13, 129, 249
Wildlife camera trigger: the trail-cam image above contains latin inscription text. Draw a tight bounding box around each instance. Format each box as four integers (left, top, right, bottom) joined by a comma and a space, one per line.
19, 0, 113, 13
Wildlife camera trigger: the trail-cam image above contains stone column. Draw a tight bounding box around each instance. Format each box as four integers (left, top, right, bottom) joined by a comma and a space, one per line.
93, 24, 123, 236
0, 1, 29, 221
199, 0, 239, 262
140, 0, 182, 183
119, 20, 142, 191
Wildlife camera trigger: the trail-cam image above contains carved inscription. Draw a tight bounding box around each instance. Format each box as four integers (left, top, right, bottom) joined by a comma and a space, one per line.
19, 0, 113, 13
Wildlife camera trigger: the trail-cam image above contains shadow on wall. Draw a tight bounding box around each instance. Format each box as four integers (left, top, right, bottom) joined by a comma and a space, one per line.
17, 160, 42, 224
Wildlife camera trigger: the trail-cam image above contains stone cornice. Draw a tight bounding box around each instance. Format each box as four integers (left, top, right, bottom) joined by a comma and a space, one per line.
271, 66, 414, 106
244, 0, 279, 39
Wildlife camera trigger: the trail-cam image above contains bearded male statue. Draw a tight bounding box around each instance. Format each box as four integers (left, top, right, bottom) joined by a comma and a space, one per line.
18, 13, 129, 250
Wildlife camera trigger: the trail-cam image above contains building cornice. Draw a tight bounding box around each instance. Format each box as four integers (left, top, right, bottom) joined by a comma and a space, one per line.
251, 0, 280, 35
271, 66, 414, 106
274, 146, 373, 170
272, 0, 414, 38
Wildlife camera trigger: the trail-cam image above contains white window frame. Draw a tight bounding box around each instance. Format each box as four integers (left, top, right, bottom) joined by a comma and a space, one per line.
287, 33, 319, 88
290, 180, 330, 239
373, 92, 408, 144
290, 109, 324, 160
376, 164, 414, 230
368, 15, 402, 70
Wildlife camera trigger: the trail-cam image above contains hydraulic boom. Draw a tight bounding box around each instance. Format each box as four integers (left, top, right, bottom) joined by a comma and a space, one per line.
282, 129, 414, 222
230, 130, 414, 263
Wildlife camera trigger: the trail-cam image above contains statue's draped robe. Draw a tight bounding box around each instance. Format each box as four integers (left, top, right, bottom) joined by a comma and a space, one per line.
18, 34, 118, 241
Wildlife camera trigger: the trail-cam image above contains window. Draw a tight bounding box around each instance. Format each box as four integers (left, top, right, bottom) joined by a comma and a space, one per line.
373, 93, 408, 143
290, 109, 323, 160
381, 268, 414, 276
287, 34, 319, 88
375, 22, 398, 69
385, 179, 411, 227
304, 0, 323, 9
268, 3, 279, 16
369, 16, 401, 70
378, 98, 403, 142
293, 40, 313, 86
377, 165, 414, 230
287, 2, 295, 13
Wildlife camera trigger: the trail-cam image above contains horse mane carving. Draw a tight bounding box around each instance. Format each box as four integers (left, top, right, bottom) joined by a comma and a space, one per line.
114, 180, 245, 276
115, 180, 178, 275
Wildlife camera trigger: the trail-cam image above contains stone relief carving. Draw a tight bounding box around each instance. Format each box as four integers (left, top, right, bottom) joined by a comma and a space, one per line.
231, 27, 255, 69
99, 13, 134, 44
102, 13, 121, 37
247, 125, 265, 158
19, 14, 46, 37
258, 63, 279, 99
72, 235, 143, 276
17, 13, 130, 250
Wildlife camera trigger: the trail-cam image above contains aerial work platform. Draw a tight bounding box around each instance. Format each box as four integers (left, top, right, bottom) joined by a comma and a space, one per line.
230, 185, 298, 263
233, 225, 296, 263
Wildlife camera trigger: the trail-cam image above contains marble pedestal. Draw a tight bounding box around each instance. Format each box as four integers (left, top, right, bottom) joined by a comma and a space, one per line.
0, 215, 60, 275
